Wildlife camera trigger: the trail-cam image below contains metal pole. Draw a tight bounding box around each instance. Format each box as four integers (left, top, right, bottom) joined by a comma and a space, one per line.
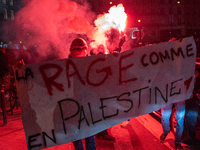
1, 83, 7, 125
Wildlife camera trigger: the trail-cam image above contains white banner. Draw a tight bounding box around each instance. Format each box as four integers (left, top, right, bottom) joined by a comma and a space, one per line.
15, 37, 196, 150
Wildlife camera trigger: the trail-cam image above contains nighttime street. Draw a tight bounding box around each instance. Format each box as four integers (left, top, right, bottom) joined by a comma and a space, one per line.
1, 107, 200, 150
1, 0, 200, 150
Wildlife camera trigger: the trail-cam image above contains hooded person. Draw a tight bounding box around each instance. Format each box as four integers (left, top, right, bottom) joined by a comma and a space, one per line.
69, 38, 116, 142
68, 38, 96, 150
69, 38, 88, 58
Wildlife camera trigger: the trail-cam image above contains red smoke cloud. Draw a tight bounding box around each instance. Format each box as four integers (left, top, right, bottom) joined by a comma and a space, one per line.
3, 0, 132, 64
4, 0, 96, 63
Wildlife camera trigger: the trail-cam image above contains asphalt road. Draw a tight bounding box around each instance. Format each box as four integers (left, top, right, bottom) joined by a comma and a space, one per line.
0, 108, 196, 150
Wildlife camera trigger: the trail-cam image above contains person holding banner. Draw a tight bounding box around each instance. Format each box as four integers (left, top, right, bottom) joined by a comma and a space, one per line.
69, 38, 96, 150
95, 35, 128, 140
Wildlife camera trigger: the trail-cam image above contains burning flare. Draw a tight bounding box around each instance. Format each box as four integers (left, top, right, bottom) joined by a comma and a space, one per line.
95, 4, 127, 32
91, 4, 127, 54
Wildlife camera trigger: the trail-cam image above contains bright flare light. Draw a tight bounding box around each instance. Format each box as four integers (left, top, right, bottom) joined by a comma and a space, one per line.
95, 4, 127, 32
91, 4, 127, 54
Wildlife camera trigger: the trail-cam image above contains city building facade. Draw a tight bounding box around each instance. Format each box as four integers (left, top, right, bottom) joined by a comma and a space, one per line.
88, 0, 200, 43
0, 0, 21, 45
1, 0, 200, 45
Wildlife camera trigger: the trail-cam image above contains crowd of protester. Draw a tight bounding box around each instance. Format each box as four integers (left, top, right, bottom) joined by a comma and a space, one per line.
1, 35, 200, 150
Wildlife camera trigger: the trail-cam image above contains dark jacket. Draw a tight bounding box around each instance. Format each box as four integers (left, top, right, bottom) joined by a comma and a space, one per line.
0, 50, 9, 78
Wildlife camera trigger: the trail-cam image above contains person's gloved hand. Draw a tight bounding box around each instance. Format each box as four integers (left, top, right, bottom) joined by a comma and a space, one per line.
112, 48, 120, 57
15, 59, 25, 69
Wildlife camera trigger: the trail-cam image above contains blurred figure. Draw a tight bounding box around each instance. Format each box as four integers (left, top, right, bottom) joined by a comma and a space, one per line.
160, 101, 185, 150
160, 38, 185, 150
96, 130, 115, 141
0, 47, 10, 86
69, 38, 96, 150
96, 35, 127, 140
183, 65, 200, 143
196, 38, 200, 57
92, 44, 116, 142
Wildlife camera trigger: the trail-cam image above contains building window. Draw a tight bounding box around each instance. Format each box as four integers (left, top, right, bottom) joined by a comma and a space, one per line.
185, 19, 189, 25
169, 8, 173, 14
191, 0, 195, 4
10, 0, 13, 6
194, 19, 196, 25
169, 14, 174, 25
3, 9, 7, 19
99, 0, 102, 7
186, 10, 190, 15
193, 9, 196, 15
160, 8, 164, 14
143, 8, 147, 14
3, 0, 6, 4
151, 8, 155, 14
178, 18, 181, 25
185, 1, 189, 4
160, 0, 164, 4
148, 0, 152, 3
177, 7, 181, 14
11, 10, 14, 20
151, 30, 156, 36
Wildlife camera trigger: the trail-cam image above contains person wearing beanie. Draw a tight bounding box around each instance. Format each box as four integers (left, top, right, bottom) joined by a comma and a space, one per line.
69, 38, 96, 150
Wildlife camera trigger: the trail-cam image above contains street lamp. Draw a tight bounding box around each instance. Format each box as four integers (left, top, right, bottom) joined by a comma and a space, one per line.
137, 19, 142, 40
